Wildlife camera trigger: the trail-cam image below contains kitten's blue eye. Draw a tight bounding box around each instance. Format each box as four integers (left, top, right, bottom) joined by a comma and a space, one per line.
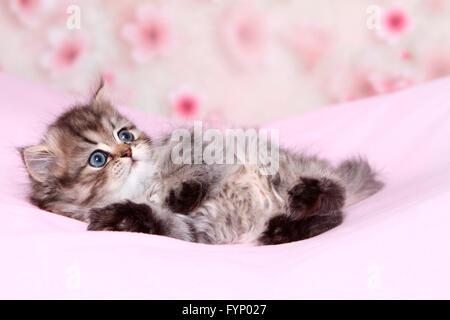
118, 129, 134, 142
89, 151, 108, 168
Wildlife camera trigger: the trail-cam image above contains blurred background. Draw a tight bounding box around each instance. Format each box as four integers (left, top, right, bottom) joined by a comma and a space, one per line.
0, 0, 449, 125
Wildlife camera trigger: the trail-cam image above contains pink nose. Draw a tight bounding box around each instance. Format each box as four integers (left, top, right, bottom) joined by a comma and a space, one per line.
120, 148, 132, 158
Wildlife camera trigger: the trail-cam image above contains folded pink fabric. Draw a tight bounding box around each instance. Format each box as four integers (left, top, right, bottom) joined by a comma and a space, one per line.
0, 73, 449, 299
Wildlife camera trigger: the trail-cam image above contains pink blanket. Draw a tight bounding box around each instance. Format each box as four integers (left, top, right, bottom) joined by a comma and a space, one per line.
1, 74, 449, 299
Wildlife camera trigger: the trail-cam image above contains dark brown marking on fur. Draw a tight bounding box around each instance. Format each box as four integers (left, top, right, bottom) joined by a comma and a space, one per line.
125, 124, 137, 131
81, 169, 108, 205
225, 214, 233, 227
258, 211, 343, 245
81, 136, 97, 145
288, 177, 345, 218
270, 172, 281, 189
30, 179, 59, 210
56, 106, 103, 133
108, 119, 116, 130
88, 201, 168, 235
59, 165, 86, 188
165, 180, 208, 214
136, 134, 152, 146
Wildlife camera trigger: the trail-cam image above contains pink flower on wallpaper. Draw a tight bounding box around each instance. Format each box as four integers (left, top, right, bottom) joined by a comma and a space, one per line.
400, 50, 412, 61
8, 0, 54, 27
170, 86, 202, 119
323, 68, 373, 102
222, 1, 268, 67
369, 74, 415, 94
344, 72, 378, 102
40, 30, 87, 78
287, 25, 332, 71
378, 6, 411, 42
121, 4, 173, 63
323, 68, 414, 102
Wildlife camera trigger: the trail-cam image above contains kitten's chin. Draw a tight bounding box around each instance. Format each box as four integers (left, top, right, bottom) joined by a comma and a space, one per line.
113, 159, 157, 202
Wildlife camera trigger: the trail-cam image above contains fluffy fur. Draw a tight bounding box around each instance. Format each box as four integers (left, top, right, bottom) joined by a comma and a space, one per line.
21, 84, 383, 245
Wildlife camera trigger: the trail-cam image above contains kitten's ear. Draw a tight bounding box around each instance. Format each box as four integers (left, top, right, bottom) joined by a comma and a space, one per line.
91, 79, 108, 105
90, 79, 115, 112
20, 145, 56, 183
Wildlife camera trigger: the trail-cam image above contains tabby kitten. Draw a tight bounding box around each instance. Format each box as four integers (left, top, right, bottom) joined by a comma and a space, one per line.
21, 84, 383, 245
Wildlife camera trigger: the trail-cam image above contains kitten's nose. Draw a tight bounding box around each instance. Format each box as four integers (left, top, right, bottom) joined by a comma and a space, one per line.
120, 148, 132, 158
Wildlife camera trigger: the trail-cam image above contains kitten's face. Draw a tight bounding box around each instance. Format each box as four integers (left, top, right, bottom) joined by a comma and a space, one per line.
21, 91, 155, 220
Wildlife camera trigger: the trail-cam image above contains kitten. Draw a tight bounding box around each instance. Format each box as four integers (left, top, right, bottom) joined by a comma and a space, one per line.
20, 83, 383, 245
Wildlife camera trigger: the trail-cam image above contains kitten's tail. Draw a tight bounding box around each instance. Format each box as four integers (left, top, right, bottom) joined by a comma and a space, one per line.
337, 157, 384, 207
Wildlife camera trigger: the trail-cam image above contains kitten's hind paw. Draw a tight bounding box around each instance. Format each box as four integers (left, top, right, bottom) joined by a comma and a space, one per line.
88, 201, 166, 235
288, 177, 345, 218
258, 211, 343, 245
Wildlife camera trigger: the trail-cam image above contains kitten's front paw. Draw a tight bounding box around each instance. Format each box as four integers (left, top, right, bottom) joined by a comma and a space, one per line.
165, 180, 206, 214
88, 201, 165, 234
288, 177, 345, 218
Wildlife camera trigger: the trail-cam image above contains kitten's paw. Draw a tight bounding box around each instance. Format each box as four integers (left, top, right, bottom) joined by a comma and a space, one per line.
258, 215, 291, 245
165, 180, 206, 214
88, 201, 165, 234
259, 211, 343, 245
288, 177, 345, 218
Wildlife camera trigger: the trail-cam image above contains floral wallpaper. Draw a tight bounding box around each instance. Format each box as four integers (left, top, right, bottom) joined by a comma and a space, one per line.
1, 0, 450, 125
